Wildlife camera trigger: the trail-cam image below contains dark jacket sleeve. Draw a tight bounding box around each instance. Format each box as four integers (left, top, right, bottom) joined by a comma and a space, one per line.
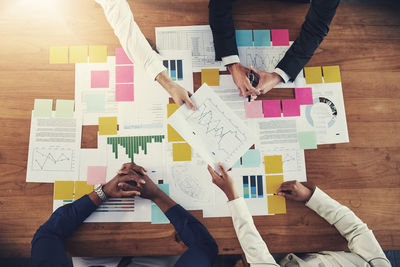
209, 0, 238, 60
31, 195, 98, 267
277, 0, 340, 80
165, 205, 218, 267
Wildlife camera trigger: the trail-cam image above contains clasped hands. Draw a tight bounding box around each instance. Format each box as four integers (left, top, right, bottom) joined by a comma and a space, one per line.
227, 63, 283, 99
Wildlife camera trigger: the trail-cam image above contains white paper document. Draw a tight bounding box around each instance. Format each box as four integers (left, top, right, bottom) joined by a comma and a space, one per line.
168, 84, 256, 171
26, 111, 82, 183
156, 25, 225, 72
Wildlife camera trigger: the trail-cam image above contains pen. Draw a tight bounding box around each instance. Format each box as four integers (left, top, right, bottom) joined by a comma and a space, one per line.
247, 69, 260, 102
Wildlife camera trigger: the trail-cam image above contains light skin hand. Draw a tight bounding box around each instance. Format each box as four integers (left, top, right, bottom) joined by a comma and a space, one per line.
276, 181, 315, 202
227, 63, 259, 98
250, 66, 283, 95
207, 163, 238, 201
156, 70, 196, 110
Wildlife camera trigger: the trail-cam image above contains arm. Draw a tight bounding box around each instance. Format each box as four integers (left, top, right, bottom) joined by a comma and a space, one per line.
208, 164, 279, 266
120, 163, 218, 267
277, 181, 391, 266
31, 168, 144, 267
276, 0, 340, 80
95, 0, 195, 109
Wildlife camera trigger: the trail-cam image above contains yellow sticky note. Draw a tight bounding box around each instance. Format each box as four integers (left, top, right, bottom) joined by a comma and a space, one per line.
264, 155, 283, 174
167, 103, 179, 118
201, 69, 220, 86
323, 65, 341, 83
69, 46, 88, 63
54, 181, 74, 200
268, 195, 286, 214
304, 66, 323, 84
168, 124, 184, 142
89, 45, 107, 63
49, 46, 69, 64
266, 175, 284, 194
74, 181, 94, 200
98, 116, 118, 135
173, 143, 191, 161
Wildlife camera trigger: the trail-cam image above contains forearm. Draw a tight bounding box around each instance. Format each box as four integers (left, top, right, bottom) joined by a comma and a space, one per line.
152, 190, 176, 213
155, 70, 175, 95
96, 0, 165, 80
276, 0, 340, 80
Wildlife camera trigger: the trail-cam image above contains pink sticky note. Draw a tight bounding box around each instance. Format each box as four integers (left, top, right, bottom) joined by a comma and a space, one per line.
282, 99, 300, 117
87, 166, 107, 185
295, 87, 313, 105
271, 29, 289, 46
116, 65, 134, 83
245, 101, 263, 118
262, 100, 281, 118
116, 84, 134, 101
115, 48, 132, 65
91, 70, 109, 88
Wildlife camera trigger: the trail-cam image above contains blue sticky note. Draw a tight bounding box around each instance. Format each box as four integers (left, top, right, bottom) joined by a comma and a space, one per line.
236, 30, 253, 46
151, 184, 170, 224
253, 30, 271, 46
242, 149, 261, 168
86, 94, 105, 113
232, 159, 241, 168
298, 131, 318, 149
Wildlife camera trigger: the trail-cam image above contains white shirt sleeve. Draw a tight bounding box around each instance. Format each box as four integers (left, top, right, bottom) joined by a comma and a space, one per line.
306, 187, 391, 266
95, 0, 165, 81
273, 68, 290, 83
222, 55, 240, 66
227, 197, 279, 266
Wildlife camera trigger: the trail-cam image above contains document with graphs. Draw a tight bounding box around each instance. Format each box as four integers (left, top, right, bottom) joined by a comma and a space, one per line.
168, 84, 256, 171
26, 111, 82, 183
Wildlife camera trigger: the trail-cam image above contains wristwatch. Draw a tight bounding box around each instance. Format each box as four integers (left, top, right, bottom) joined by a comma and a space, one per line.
94, 184, 107, 202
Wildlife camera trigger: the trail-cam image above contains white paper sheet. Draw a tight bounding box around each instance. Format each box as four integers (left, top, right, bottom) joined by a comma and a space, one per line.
168, 84, 257, 171
26, 111, 82, 183
156, 25, 225, 72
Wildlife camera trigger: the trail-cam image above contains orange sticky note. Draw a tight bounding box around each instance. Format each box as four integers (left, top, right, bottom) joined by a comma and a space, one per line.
173, 143, 191, 161
98, 116, 117, 135
89, 45, 107, 63
201, 69, 220, 86
264, 155, 283, 174
74, 181, 94, 200
268, 195, 286, 214
266, 175, 284, 194
304, 66, 323, 84
323, 66, 341, 83
69, 46, 88, 63
168, 124, 184, 142
54, 181, 74, 200
49, 46, 69, 64
167, 103, 179, 118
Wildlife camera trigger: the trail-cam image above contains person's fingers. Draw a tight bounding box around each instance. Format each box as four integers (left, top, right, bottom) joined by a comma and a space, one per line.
218, 163, 228, 179
118, 182, 140, 192
183, 93, 197, 111
131, 164, 147, 176
120, 173, 146, 184
120, 190, 141, 197
118, 169, 129, 175
243, 78, 258, 96
207, 165, 219, 179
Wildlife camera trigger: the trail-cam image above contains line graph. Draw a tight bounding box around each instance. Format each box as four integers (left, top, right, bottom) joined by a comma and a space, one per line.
186, 98, 247, 156
32, 148, 74, 171
238, 46, 288, 72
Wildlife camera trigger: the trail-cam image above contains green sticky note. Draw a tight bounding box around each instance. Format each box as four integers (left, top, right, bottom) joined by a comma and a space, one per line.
55, 99, 74, 117
33, 99, 53, 117
49, 46, 69, 64
86, 94, 105, 113
253, 30, 271, 46
298, 131, 317, 149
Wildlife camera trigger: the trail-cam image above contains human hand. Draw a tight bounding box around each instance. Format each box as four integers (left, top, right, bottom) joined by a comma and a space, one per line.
227, 63, 259, 98
102, 171, 145, 198
250, 66, 283, 95
118, 163, 162, 201
207, 163, 238, 201
276, 181, 315, 202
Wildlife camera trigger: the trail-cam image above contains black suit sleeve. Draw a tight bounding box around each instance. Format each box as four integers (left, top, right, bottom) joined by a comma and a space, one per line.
277, 0, 340, 80
209, 0, 238, 60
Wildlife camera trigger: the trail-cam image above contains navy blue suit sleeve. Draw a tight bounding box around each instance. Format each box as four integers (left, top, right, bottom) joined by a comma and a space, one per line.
165, 205, 218, 267
31, 195, 97, 267
277, 0, 340, 80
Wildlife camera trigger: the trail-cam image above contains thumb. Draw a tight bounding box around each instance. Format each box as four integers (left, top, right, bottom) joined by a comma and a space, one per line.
184, 93, 196, 111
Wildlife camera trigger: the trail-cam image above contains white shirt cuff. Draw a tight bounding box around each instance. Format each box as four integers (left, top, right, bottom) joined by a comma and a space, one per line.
222, 55, 240, 66
273, 68, 290, 83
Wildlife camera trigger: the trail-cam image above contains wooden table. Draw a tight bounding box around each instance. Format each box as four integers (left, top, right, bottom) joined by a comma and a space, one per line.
0, 0, 399, 258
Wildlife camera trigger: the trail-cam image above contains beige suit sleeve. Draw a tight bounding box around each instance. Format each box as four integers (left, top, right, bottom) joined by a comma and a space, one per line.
228, 197, 279, 266
95, 0, 165, 80
306, 187, 391, 266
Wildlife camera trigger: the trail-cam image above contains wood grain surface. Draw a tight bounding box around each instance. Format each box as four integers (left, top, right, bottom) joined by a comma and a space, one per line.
0, 0, 399, 258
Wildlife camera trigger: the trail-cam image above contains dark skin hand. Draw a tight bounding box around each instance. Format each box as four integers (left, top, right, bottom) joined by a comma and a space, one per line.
276, 181, 316, 202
